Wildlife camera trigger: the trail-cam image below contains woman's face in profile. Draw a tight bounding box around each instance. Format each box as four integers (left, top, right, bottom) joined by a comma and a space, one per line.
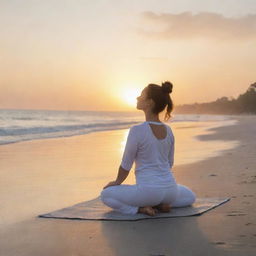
136, 88, 151, 110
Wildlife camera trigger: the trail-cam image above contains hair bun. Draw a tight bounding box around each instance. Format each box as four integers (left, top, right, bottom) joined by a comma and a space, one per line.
161, 81, 173, 94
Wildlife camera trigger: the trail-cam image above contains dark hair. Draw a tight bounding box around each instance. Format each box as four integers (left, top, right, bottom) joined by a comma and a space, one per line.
146, 81, 174, 121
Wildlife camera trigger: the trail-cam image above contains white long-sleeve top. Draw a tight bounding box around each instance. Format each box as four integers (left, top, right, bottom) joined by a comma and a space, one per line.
121, 121, 177, 187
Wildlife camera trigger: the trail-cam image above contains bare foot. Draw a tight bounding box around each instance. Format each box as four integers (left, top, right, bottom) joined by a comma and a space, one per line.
153, 203, 171, 213
138, 206, 157, 216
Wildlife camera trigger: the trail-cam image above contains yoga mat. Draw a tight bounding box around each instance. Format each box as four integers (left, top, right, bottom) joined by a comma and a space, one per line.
38, 197, 230, 221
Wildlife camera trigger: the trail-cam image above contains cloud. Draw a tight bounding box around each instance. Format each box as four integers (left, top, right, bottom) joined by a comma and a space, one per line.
137, 11, 256, 40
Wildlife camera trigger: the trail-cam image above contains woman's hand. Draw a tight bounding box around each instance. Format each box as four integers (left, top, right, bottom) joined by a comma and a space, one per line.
103, 181, 120, 189
103, 166, 129, 189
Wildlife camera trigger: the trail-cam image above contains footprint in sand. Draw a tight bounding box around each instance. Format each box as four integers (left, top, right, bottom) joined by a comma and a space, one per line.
212, 241, 226, 245
243, 194, 254, 197
227, 213, 247, 216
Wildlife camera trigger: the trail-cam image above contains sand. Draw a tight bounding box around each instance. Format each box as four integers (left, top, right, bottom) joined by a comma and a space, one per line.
0, 115, 255, 256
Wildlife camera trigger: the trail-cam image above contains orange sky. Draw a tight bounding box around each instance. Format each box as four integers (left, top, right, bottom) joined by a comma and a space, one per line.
1, 1, 256, 111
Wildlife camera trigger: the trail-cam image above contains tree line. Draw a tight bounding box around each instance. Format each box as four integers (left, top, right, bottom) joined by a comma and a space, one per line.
174, 83, 256, 115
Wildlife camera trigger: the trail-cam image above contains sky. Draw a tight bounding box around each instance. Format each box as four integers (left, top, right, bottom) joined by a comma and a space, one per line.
1, 0, 256, 111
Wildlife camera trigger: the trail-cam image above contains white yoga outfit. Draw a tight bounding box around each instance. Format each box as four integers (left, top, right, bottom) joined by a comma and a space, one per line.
101, 121, 196, 215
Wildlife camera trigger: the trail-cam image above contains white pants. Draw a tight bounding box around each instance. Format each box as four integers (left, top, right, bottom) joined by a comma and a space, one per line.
100, 184, 196, 215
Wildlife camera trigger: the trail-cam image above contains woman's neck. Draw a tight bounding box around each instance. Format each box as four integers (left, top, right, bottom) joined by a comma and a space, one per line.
144, 111, 161, 122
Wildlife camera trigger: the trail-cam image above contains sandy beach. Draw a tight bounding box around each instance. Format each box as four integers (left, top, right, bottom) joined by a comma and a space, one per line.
0, 115, 255, 256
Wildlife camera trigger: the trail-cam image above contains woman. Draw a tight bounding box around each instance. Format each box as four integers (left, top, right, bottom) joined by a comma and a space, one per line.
101, 81, 196, 216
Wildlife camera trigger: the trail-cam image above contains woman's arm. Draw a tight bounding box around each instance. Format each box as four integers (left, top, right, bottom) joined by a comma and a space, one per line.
115, 165, 130, 184
103, 165, 129, 189
103, 127, 138, 189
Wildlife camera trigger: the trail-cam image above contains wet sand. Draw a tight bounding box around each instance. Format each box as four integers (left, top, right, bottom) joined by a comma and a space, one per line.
0, 116, 255, 255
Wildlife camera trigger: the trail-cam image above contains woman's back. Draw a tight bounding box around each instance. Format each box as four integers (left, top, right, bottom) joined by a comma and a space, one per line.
121, 121, 176, 187
148, 122, 167, 140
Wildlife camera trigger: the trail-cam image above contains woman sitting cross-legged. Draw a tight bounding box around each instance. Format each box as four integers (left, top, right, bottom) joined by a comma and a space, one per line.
101, 81, 196, 216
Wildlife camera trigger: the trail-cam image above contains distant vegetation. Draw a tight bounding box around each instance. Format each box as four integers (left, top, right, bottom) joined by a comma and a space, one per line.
174, 82, 256, 115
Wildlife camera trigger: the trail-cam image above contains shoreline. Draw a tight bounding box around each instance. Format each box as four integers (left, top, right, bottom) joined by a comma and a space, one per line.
0, 112, 235, 147
0, 117, 238, 165
0, 115, 255, 255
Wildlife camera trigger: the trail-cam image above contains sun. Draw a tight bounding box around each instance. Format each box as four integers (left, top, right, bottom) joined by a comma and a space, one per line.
122, 87, 141, 107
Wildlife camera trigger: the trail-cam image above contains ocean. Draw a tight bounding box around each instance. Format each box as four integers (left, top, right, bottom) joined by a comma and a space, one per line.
0, 109, 233, 146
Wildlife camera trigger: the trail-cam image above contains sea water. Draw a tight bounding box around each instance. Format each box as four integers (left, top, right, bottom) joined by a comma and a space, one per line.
0, 109, 233, 146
